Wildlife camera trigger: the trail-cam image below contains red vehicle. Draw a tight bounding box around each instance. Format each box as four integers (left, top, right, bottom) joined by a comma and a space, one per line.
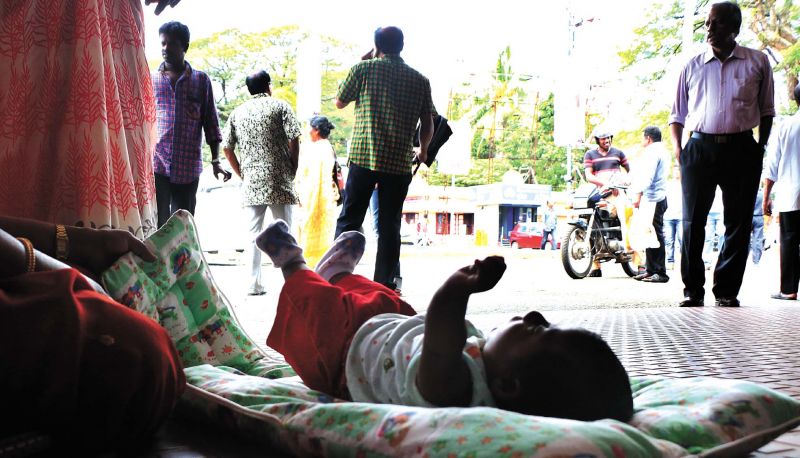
508, 222, 560, 249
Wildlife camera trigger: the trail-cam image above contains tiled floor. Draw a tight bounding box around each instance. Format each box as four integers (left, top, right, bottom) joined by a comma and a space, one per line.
538, 305, 800, 457
543, 306, 800, 399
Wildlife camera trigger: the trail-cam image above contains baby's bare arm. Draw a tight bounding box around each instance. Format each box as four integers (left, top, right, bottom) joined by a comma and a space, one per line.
416, 257, 506, 406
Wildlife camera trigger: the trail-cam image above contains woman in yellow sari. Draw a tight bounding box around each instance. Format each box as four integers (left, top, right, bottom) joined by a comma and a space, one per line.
296, 116, 339, 267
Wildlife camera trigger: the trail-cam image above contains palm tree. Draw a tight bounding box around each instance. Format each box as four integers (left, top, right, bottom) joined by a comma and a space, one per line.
466, 46, 528, 183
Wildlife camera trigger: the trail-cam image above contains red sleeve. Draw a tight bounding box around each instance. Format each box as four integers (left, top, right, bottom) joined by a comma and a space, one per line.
0, 268, 185, 450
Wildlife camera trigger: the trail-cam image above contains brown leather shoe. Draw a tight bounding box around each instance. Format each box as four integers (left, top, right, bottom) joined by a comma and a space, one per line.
715, 297, 740, 307
679, 297, 703, 307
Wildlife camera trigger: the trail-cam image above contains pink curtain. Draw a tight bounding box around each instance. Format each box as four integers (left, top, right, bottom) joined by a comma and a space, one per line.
0, 0, 157, 237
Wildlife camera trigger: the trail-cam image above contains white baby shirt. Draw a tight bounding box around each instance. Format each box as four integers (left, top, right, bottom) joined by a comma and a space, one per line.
345, 313, 496, 407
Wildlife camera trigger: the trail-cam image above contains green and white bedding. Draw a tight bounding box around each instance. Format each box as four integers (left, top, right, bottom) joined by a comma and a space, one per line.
179, 365, 800, 457
103, 211, 800, 457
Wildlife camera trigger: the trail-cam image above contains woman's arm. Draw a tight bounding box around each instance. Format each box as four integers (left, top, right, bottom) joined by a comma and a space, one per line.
0, 216, 155, 279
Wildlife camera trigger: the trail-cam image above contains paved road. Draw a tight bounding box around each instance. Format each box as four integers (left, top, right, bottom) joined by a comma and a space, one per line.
207, 240, 782, 348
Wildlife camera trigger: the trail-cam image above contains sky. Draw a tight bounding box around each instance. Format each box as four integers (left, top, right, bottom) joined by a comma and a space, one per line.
143, 0, 660, 92
142, 0, 705, 140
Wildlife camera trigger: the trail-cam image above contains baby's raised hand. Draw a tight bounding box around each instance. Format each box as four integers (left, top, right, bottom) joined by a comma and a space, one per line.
451, 256, 506, 293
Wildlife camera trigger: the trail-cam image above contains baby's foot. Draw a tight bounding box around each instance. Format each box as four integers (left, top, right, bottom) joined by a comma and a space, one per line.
256, 220, 305, 268
315, 231, 366, 281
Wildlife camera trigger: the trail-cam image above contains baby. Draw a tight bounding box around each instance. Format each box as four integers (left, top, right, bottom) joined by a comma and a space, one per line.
259, 220, 633, 422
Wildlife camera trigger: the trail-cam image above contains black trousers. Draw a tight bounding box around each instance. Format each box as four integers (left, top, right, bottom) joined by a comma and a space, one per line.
680, 135, 762, 300
645, 198, 668, 276
779, 210, 800, 295
335, 164, 412, 288
155, 173, 200, 227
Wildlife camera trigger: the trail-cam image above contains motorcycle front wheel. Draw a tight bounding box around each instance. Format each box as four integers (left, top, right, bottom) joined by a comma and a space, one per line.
561, 225, 593, 279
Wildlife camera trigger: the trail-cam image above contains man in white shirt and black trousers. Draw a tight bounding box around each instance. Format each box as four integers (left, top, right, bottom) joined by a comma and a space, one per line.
669, 1, 774, 308
763, 83, 800, 301
630, 127, 670, 284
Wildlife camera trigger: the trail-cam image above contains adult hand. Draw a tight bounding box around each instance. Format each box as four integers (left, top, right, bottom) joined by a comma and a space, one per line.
632, 193, 642, 209
361, 48, 375, 60
213, 163, 232, 182
415, 147, 428, 167
71, 227, 157, 279
673, 145, 682, 165
144, 0, 181, 15
763, 197, 772, 217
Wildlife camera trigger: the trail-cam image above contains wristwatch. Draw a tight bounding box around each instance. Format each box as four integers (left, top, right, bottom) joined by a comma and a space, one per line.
55, 224, 69, 261
211, 159, 220, 165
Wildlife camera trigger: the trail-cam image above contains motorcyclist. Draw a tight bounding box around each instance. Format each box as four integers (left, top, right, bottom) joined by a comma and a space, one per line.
583, 128, 630, 277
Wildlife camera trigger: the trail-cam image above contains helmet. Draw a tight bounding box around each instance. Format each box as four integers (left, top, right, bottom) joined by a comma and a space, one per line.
591, 126, 613, 145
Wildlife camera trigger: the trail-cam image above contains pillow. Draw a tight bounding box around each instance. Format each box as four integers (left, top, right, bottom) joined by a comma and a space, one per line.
178, 365, 800, 457
180, 365, 687, 457
102, 210, 294, 379
630, 376, 800, 456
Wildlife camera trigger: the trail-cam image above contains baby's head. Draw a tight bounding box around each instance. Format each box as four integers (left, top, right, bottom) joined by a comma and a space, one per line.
482, 311, 633, 422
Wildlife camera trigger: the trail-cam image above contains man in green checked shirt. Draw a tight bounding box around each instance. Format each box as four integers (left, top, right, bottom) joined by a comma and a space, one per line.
334, 26, 434, 291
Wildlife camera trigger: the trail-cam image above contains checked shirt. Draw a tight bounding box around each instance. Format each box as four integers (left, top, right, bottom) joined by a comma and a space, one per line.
152, 61, 222, 184
337, 55, 434, 175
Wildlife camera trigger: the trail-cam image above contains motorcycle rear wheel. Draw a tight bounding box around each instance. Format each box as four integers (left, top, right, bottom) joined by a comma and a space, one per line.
561, 226, 593, 279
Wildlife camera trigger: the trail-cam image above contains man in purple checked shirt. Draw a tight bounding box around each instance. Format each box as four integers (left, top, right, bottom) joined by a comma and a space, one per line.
152, 21, 231, 227
669, 1, 774, 308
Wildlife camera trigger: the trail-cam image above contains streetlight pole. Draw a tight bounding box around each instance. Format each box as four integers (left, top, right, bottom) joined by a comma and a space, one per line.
563, 7, 595, 195
564, 8, 580, 195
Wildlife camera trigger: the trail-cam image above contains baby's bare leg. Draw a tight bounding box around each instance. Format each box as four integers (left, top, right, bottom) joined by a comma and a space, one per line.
282, 261, 311, 280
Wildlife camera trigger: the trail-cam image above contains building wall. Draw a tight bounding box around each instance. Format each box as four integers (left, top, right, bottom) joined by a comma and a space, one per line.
474, 204, 500, 245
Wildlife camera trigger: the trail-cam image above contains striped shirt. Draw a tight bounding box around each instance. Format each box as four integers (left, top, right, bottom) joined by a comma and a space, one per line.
670, 45, 775, 134
152, 61, 222, 184
337, 55, 434, 175
584, 148, 628, 178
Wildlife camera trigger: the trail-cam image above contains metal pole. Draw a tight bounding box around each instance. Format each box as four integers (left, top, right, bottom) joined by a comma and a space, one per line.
566, 145, 572, 194
451, 174, 456, 235
566, 5, 575, 195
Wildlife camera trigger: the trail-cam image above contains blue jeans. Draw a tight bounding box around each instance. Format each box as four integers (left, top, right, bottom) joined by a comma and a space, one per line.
336, 164, 412, 288
540, 230, 557, 250
702, 212, 722, 265
750, 215, 764, 264
663, 218, 682, 263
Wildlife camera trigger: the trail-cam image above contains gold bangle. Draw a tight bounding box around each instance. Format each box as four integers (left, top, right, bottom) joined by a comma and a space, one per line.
56, 224, 69, 261
16, 237, 36, 273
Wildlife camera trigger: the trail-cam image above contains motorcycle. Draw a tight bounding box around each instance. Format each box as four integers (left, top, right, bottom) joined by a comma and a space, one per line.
561, 183, 638, 279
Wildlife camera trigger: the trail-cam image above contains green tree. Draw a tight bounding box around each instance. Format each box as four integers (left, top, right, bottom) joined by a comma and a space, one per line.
426, 89, 574, 191
620, 0, 800, 93
466, 46, 528, 182
186, 26, 356, 164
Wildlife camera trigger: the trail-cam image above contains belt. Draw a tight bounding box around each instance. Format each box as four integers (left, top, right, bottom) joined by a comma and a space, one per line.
690, 131, 752, 144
